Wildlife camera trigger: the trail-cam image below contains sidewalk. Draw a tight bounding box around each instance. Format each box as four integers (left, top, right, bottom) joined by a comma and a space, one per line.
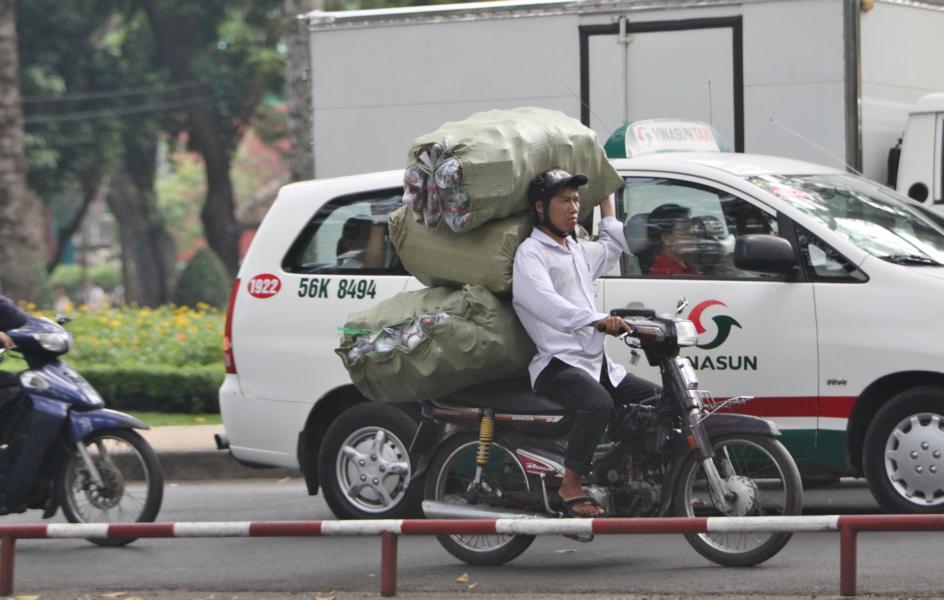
139, 425, 299, 481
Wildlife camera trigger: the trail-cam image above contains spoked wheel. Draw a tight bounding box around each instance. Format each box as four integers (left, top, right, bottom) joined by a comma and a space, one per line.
424, 433, 535, 565
673, 433, 802, 567
57, 429, 164, 546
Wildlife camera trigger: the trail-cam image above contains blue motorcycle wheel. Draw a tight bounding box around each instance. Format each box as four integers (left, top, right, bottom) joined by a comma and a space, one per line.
56, 428, 164, 546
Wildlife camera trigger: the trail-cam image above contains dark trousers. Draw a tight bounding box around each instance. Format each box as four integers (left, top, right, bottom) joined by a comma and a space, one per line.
0, 372, 28, 446
534, 358, 661, 475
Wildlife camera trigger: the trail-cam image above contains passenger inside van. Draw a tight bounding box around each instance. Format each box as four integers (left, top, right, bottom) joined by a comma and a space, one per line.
336, 216, 385, 269
646, 203, 702, 276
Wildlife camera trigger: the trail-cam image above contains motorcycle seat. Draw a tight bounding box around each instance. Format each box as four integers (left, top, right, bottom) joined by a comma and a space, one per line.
436, 377, 567, 413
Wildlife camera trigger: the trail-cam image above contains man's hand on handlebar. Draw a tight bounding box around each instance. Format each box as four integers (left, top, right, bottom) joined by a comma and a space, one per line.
594, 316, 632, 337
0, 332, 14, 350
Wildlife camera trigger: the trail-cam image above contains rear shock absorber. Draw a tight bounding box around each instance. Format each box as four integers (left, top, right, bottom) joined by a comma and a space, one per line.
476, 408, 495, 466
471, 409, 495, 489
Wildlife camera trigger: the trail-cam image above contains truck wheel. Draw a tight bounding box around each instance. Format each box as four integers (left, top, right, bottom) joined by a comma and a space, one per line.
318, 402, 421, 519
863, 386, 944, 513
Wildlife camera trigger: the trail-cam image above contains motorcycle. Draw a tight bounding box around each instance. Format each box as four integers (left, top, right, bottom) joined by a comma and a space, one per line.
0, 316, 163, 545
413, 300, 802, 567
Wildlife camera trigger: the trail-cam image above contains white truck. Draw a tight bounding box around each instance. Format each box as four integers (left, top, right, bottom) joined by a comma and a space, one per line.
298, 0, 944, 207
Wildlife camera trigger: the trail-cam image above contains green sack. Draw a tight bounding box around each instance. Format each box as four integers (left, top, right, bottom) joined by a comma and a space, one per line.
406, 107, 623, 232
335, 285, 536, 403
389, 207, 532, 296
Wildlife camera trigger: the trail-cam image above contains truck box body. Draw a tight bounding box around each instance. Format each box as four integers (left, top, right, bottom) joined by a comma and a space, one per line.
302, 0, 944, 199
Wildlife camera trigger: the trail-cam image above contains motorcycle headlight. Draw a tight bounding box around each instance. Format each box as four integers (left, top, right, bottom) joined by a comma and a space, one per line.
36, 332, 73, 353
674, 320, 699, 347
20, 371, 51, 390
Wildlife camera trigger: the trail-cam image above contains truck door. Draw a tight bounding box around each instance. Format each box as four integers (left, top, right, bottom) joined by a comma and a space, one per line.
602, 175, 818, 461
580, 17, 743, 151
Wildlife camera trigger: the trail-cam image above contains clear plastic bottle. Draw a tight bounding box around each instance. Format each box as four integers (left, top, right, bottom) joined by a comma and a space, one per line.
403, 164, 428, 214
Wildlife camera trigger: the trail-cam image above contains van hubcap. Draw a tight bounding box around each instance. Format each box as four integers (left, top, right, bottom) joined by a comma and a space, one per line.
884, 412, 944, 506
336, 427, 410, 514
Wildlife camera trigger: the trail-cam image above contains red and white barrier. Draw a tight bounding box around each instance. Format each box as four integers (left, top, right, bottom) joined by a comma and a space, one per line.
2, 514, 942, 597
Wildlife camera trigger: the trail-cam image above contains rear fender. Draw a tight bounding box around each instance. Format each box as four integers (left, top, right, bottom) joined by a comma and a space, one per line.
408, 420, 472, 485
69, 409, 149, 442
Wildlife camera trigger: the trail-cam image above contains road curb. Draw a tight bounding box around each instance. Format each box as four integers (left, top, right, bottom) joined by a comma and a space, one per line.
155, 450, 300, 481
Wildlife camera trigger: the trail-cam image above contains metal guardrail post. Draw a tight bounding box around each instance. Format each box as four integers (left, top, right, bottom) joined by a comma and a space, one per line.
1, 535, 15, 597
380, 531, 398, 597
839, 522, 857, 596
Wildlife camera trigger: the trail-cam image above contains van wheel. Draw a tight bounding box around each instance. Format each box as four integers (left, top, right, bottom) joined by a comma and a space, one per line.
318, 403, 421, 519
863, 386, 944, 513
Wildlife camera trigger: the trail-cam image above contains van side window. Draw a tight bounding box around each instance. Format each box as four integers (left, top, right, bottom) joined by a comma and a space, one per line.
617, 177, 783, 280
282, 189, 407, 275
796, 226, 867, 282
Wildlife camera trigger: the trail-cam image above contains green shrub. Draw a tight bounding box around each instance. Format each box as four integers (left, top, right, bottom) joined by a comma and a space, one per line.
174, 248, 232, 309
89, 264, 121, 291
50, 263, 122, 298
50, 264, 83, 298
83, 365, 224, 413
20, 304, 226, 413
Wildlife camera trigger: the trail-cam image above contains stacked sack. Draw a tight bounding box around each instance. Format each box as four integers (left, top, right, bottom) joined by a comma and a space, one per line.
335, 285, 535, 404
393, 106, 623, 295
336, 107, 622, 403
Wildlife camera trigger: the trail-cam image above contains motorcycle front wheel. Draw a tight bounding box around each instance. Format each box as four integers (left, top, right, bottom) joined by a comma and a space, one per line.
424, 432, 535, 565
56, 428, 164, 546
673, 433, 802, 567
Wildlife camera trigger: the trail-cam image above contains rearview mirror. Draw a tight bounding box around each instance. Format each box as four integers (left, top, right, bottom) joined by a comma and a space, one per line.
734, 234, 797, 275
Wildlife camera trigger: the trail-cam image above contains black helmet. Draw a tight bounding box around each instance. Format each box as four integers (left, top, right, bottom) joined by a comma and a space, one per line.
527, 168, 588, 207
527, 169, 588, 238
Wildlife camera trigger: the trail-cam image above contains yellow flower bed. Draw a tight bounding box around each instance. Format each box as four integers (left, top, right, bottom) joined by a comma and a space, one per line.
29, 303, 224, 368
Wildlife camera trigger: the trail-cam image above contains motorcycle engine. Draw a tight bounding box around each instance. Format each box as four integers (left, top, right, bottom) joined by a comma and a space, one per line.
604, 454, 663, 517
611, 481, 661, 517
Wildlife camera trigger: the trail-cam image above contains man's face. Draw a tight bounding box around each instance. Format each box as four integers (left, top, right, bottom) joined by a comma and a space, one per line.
538, 187, 580, 234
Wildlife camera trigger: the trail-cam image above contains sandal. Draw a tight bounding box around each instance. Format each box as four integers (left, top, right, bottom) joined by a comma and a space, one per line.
558, 494, 607, 518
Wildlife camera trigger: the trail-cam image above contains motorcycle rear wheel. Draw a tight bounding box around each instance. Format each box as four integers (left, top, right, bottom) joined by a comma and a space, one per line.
424, 432, 535, 565
56, 428, 164, 546
673, 433, 802, 567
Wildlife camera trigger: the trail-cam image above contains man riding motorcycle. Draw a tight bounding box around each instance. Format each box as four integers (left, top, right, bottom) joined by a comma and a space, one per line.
511, 169, 661, 517
0, 293, 30, 447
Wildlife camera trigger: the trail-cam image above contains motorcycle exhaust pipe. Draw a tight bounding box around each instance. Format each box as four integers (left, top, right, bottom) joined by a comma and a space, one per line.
421, 500, 541, 520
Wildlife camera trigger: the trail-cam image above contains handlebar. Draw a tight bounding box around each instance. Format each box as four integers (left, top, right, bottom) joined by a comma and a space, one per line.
610, 308, 656, 318
597, 309, 656, 332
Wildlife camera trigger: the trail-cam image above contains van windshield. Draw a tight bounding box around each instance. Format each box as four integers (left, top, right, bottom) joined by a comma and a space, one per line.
749, 173, 944, 266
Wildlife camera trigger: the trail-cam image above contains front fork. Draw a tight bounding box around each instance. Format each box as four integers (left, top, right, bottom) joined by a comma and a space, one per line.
75, 440, 105, 487
665, 359, 737, 511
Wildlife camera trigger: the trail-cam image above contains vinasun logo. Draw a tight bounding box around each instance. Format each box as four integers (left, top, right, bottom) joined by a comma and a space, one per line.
686, 300, 756, 371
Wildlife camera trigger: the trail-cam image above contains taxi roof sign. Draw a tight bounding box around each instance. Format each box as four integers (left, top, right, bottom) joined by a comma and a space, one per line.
604, 119, 730, 158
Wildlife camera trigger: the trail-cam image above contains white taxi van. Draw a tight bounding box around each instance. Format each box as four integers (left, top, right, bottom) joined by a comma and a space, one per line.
220, 121, 944, 517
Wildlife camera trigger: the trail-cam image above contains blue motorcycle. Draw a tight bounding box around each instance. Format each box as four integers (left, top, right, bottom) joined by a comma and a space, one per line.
0, 316, 163, 545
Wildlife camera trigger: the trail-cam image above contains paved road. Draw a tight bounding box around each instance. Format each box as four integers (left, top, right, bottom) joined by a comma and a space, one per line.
2, 478, 942, 598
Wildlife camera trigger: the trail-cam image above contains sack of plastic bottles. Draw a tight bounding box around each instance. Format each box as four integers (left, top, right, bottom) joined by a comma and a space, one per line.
388, 207, 532, 295
335, 285, 536, 403
405, 106, 623, 233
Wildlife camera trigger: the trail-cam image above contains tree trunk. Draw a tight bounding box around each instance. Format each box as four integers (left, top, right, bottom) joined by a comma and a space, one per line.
105, 134, 176, 308
200, 143, 240, 275
46, 178, 103, 273
283, 0, 320, 182
0, 0, 47, 301
138, 0, 243, 276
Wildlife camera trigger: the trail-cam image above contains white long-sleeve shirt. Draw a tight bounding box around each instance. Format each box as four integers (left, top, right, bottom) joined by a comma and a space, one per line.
512, 217, 630, 387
